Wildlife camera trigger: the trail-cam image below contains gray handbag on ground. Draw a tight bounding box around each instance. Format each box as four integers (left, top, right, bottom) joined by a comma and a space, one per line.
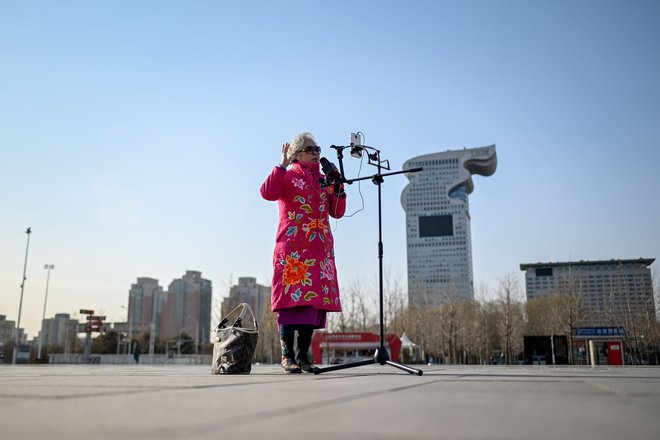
211, 303, 259, 374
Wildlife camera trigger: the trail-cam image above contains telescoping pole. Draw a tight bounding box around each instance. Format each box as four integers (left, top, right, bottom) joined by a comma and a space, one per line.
13, 227, 32, 364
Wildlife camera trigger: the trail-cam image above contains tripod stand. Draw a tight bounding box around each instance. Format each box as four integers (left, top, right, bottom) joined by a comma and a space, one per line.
315, 145, 423, 375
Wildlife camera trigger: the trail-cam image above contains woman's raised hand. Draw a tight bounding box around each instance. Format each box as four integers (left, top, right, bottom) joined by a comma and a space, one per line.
281, 143, 291, 168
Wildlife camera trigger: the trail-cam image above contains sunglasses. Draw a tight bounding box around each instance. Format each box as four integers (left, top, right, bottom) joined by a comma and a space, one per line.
301, 145, 321, 154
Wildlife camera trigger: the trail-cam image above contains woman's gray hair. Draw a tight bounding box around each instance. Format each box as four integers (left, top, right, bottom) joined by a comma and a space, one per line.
287, 132, 316, 162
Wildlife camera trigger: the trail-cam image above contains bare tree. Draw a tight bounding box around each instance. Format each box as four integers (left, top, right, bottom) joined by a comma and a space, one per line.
440, 286, 462, 364
654, 268, 660, 322
383, 269, 407, 336
525, 296, 560, 336
330, 278, 379, 333
481, 300, 503, 363
473, 281, 493, 365
422, 305, 443, 363
332, 279, 358, 332
254, 300, 279, 364
495, 273, 524, 364
640, 292, 659, 365
399, 304, 434, 363
616, 265, 659, 365
458, 300, 485, 364
649, 268, 660, 364
212, 274, 234, 326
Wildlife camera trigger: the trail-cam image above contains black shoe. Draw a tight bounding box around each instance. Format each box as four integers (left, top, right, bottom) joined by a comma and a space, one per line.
297, 356, 318, 374
281, 357, 302, 374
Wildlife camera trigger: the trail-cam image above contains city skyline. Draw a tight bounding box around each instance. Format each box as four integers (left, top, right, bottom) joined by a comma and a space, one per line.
2, 1, 659, 338
0, 270, 215, 344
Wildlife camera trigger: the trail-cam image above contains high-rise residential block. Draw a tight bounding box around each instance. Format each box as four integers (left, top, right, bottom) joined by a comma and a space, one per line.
128, 277, 164, 337
221, 277, 270, 322
0, 315, 17, 344
39, 313, 78, 351
160, 271, 212, 344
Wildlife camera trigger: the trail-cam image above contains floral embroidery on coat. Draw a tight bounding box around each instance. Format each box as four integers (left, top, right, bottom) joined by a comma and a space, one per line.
281, 251, 315, 292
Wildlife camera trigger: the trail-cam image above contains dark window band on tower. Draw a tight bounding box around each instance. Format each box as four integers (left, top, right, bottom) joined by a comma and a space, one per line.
419, 215, 453, 237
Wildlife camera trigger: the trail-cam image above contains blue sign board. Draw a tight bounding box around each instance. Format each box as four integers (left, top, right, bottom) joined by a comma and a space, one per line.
574, 327, 626, 337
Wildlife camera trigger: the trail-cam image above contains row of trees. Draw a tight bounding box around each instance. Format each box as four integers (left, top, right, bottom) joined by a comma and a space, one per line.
248, 271, 660, 365
320, 273, 529, 364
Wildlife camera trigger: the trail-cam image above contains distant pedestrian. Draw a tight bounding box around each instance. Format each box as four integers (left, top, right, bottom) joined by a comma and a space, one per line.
133, 343, 141, 364
260, 132, 346, 374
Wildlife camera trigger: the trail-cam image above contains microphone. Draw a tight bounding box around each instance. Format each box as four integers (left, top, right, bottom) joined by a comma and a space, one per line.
320, 157, 342, 183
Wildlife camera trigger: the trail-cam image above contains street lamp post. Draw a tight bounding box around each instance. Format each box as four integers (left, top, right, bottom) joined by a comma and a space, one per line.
149, 297, 156, 357
121, 305, 133, 355
12, 227, 32, 365
37, 264, 55, 360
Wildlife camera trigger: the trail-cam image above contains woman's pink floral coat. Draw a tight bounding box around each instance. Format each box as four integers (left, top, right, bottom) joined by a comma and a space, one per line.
260, 162, 346, 312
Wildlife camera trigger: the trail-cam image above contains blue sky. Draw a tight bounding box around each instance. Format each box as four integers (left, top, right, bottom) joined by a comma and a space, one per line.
2, 0, 659, 338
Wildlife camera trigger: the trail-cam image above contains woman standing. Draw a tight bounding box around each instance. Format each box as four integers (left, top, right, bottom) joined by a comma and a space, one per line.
260, 132, 346, 373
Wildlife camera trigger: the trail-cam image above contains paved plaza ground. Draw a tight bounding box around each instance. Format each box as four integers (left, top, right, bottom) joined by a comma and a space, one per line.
1, 363, 659, 440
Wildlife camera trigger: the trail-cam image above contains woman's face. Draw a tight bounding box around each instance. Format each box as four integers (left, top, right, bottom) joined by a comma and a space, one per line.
296, 139, 321, 165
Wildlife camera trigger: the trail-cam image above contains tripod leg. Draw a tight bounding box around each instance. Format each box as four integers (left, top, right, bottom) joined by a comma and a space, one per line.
385, 360, 424, 376
313, 358, 376, 374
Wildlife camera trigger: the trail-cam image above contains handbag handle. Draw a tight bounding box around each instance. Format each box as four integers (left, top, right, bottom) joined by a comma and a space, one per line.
214, 303, 258, 332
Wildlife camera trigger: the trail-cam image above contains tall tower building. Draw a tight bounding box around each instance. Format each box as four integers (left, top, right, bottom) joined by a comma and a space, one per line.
401, 145, 497, 306
161, 271, 212, 344
128, 277, 164, 337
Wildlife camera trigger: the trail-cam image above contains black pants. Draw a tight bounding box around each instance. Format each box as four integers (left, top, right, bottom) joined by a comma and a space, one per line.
279, 324, 314, 360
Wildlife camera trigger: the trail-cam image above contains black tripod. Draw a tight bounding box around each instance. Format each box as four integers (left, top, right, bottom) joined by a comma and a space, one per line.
315, 145, 423, 375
